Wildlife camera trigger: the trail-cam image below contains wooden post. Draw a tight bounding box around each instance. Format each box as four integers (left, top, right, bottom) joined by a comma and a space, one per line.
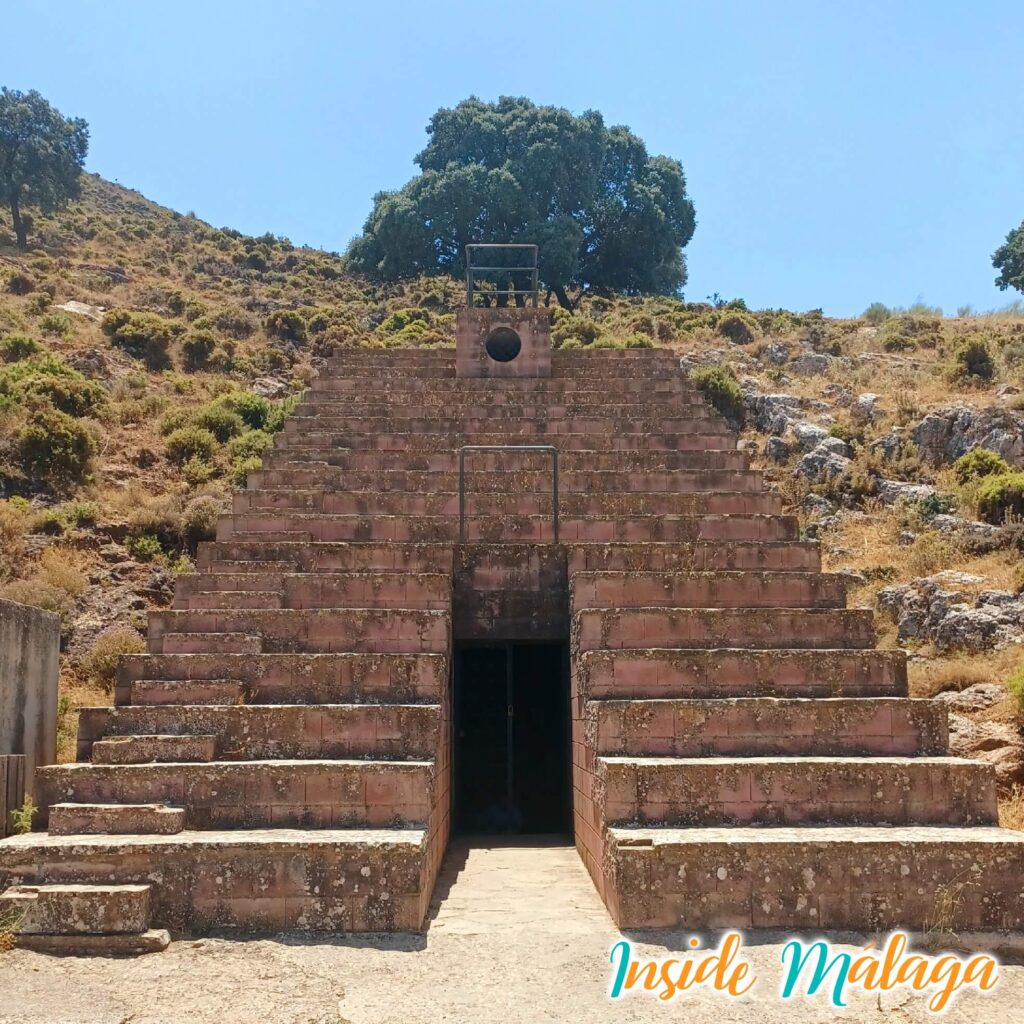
0, 755, 26, 838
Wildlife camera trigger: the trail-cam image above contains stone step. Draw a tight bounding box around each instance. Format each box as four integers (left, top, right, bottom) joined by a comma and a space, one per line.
259, 450, 747, 473
205, 559, 300, 574
278, 431, 734, 452
48, 803, 186, 835
116, 653, 447, 706
91, 734, 218, 764
161, 632, 264, 655
295, 398, 710, 417
575, 648, 907, 699
0, 829, 433, 932
574, 607, 875, 651
586, 698, 947, 757
0, 883, 153, 935
78, 704, 440, 761
232, 490, 781, 518
248, 468, 760, 493
570, 571, 848, 610
595, 755, 997, 827
148, 608, 450, 655
130, 678, 245, 706
35, 759, 435, 829
175, 572, 452, 611
307, 378, 691, 397
567, 541, 821, 573
220, 512, 799, 544
283, 414, 721, 435
603, 825, 1024, 930
184, 590, 284, 611
197, 540, 454, 574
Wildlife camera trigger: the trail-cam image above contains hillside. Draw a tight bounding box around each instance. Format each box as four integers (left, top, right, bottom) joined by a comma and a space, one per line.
1, 174, 1023, 814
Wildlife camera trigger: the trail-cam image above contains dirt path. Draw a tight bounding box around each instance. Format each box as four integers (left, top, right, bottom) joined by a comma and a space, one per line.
0, 838, 1020, 1023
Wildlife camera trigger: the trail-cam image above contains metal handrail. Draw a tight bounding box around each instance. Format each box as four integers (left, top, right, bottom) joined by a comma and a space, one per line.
465, 244, 540, 308
457, 445, 559, 543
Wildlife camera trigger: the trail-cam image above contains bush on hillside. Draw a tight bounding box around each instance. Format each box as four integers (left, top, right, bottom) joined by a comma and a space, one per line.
0, 356, 107, 417
265, 309, 306, 344
951, 337, 996, 384
181, 329, 217, 371
974, 472, 1024, 524
14, 408, 95, 482
953, 448, 1011, 484
862, 302, 892, 324
716, 312, 757, 345
0, 335, 40, 361
181, 495, 223, 550
552, 316, 600, 347
193, 404, 245, 441
101, 308, 180, 369
164, 426, 218, 466
79, 627, 146, 689
689, 365, 745, 428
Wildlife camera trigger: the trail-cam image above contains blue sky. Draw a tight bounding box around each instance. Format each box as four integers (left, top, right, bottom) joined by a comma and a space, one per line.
6, 1, 1023, 316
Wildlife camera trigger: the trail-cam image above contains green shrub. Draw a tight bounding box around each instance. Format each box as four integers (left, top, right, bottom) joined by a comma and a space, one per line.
881, 314, 943, 351
164, 426, 218, 466
158, 407, 192, 436
181, 329, 217, 371
551, 316, 600, 347
227, 429, 273, 462
0, 334, 40, 362
862, 302, 892, 324
25, 291, 52, 314
377, 308, 429, 334
265, 309, 307, 344
193, 404, 245, 442
5, 272, 36, 295
952, 337, 996, 384
974, 472, 1024, 524
209, 307, 256, 338
230, 456, 263, 485
623, 333, 654, 349
55, 501, 98, 529
38, 312, 72, 338
689, 365, 745, 427
717, 312, 757, 345
15, 408, 94, 482
0, 356, 107, 417
953, 448, 1011, 484
101, 308, 179, 369
125, 532, 164, 561
181, 495, 223, 550
209, 391, 272, 431
79, 627, 146, 688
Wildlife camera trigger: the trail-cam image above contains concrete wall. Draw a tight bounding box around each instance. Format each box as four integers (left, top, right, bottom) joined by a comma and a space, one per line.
452, 545, 568, 641
455, 308, 551, 378
0, 599, 60, 792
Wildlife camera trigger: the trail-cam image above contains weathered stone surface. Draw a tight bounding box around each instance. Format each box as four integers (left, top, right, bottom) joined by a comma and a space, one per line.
0, 883, 151, 935
912, 404, 1024, 467
48, 803, 185, 836
878, 572, 1024, 650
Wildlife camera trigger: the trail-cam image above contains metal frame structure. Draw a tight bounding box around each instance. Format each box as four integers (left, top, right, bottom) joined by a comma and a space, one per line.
457, 444, 559, 543
465, 244, 539, 308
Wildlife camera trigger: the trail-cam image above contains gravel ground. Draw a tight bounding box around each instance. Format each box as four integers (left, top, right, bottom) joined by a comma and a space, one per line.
0, 841, 1020, 1024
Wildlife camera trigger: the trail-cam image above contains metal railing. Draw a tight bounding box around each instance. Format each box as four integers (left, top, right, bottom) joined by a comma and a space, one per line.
465, 243, 539, 308
457, 445, 559, 543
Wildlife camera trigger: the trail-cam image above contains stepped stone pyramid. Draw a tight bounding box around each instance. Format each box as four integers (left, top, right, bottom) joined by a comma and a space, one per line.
2, 344, 1024, 940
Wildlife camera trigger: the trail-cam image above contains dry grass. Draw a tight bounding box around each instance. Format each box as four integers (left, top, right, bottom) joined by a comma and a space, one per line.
909, 649, 1019, 698
55, 669, 111, 762
1000, 786, 1024, 831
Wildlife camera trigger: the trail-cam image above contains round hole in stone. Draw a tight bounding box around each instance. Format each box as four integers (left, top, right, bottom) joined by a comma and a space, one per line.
484, 326, 522, 362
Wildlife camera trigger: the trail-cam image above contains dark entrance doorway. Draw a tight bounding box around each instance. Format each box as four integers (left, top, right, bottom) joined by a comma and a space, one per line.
452, 642, 570, 835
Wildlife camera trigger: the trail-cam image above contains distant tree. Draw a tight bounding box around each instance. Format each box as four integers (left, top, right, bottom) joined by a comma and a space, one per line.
993, 220, 1024, 295
346, 97, 696, 310
0, 88, 89, 249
